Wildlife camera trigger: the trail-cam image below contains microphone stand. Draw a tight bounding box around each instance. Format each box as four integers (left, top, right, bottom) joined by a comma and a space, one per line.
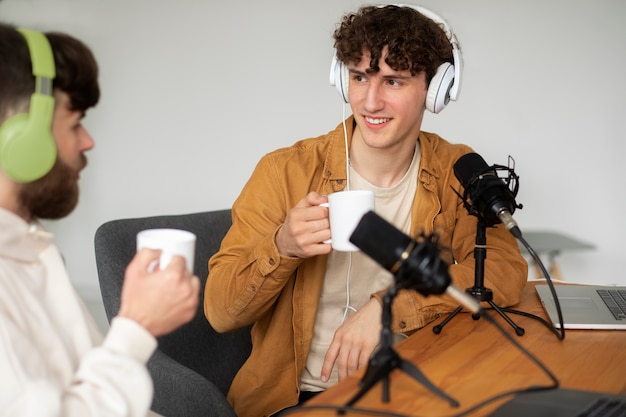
345, 285, 459, 409
432, 220, 525, 336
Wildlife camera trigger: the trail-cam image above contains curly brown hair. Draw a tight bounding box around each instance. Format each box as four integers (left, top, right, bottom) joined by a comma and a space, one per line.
333, 5, 454, 85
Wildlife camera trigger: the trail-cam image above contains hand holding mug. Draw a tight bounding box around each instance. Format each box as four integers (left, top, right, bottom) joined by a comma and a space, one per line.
275, 192, 332, 258
116, 228, 200, 337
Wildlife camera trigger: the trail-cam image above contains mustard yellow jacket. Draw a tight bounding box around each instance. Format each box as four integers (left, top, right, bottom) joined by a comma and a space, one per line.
205, 118, 527, 417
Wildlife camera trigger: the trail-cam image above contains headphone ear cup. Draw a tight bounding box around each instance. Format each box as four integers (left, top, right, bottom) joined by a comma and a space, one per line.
1, 29, 57, 183
0, 94, 57, 183
329, 55, 349, 103
426, 62, 455, 114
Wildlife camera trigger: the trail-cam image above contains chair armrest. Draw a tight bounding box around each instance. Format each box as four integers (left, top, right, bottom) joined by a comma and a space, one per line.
147, 350, 237, 417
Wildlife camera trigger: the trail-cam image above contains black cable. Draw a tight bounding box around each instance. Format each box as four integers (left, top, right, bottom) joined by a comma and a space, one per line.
500, 307, 562, 339
515, 233, 566, 341
280, 403, 410, 417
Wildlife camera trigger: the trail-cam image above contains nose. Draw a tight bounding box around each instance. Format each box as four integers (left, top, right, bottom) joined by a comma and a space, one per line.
363, 80, 384, 112
79, 126, 95, 152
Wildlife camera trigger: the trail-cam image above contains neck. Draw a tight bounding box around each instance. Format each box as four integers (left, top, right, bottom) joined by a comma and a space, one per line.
0, 174, 30, 221
349, 134, 418, 189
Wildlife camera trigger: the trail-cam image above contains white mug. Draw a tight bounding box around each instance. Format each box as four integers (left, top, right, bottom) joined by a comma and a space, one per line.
136, 228, 196, 272
322, 190, 375, 251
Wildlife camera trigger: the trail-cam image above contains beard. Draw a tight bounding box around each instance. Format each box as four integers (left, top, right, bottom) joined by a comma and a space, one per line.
18, 155, 87, 220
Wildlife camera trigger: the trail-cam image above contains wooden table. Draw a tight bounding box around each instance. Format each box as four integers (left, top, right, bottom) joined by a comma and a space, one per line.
288, 282, 626, 417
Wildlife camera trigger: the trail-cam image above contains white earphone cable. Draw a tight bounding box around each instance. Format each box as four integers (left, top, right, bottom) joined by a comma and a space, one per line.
342, 102, 350, 191
340, 101, 356, 324
341, 252, 356, 324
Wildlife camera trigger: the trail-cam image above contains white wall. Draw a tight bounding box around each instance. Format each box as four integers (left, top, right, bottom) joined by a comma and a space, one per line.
2, 0, 625, 298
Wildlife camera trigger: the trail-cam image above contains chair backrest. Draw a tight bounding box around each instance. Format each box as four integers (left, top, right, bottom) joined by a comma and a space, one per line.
94, 209, 251, 396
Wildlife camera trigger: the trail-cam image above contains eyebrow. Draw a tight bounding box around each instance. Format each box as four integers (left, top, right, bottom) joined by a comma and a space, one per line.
348, 67, 414, 80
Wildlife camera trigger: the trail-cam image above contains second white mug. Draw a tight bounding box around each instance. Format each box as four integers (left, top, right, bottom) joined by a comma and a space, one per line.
136, 228, 197, 272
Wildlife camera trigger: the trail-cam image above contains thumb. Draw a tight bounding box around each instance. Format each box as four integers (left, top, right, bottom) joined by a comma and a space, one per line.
304, 191, 328, 207
130, 248, 162, 274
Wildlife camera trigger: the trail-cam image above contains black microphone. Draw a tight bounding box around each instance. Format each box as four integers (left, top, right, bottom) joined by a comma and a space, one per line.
454, 153, 521, 237
350, 211, 480, 313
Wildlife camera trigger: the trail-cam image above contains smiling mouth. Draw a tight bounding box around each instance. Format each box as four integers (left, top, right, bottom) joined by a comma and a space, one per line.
365, 116, 390, 125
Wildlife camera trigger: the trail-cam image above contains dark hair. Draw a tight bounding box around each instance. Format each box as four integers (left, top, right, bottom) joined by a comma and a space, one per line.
47, 31, 100, 112
0, 23, 100, 122
333, 5, 454, 84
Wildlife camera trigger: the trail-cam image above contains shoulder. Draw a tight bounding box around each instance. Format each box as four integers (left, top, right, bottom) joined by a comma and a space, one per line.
260, 122, 345, 166
419, 131, 474, 170
420, 131, 473, 155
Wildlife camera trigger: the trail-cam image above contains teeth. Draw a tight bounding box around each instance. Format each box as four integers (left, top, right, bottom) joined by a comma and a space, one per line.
365, 117, 390, 125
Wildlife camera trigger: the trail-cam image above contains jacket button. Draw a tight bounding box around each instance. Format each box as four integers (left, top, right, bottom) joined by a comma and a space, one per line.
268, 257, 275, 266
399, 321, 407, 329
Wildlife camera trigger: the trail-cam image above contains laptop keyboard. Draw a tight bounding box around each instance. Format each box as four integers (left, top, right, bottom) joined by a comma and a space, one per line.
578, 396, 626, 417
597, 289, 626, 320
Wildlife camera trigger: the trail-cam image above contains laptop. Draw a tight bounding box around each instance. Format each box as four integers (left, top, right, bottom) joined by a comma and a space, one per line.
488, 388, 626, 417
535, 284, 626, 330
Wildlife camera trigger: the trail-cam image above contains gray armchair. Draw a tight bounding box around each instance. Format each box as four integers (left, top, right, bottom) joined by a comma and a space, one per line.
94, 210, 251, 417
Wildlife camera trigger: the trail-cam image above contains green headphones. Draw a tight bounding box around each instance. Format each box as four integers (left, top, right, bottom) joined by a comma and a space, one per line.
0, 28, 57, 183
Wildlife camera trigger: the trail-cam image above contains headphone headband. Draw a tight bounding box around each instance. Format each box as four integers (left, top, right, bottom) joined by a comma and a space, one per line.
18, 28, 56, 84
397, 4, 461, 101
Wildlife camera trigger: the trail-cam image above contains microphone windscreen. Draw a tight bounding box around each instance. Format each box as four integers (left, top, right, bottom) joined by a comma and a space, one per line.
349, 211, 412, 272
453, 152, 490, 188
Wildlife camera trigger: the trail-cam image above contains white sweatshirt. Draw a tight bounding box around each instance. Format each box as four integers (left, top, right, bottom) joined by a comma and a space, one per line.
0, 208, 159, 417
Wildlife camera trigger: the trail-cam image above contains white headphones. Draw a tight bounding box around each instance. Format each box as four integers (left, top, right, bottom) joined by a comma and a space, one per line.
329, 4, 462, 114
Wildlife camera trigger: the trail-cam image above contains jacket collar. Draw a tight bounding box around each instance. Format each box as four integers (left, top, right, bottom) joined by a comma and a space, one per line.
416, 131, 443, 193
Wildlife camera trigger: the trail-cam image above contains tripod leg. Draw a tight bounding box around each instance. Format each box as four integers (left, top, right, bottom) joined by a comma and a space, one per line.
345, 347, 397, 407
382, 373, 390, 403
346, 347, 458, 408
488, 301, 525, 336
432, 305, 463, 334
399, 359, 459, 407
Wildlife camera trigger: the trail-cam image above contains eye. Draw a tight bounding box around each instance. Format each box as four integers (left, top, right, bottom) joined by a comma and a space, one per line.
72, 112, 86, 131
387, 79, 401, 87
71, 120, 85, 133
352, 74, 367, 83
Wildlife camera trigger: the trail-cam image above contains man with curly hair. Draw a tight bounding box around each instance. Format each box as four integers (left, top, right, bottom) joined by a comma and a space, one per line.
205, 5, 527, 417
